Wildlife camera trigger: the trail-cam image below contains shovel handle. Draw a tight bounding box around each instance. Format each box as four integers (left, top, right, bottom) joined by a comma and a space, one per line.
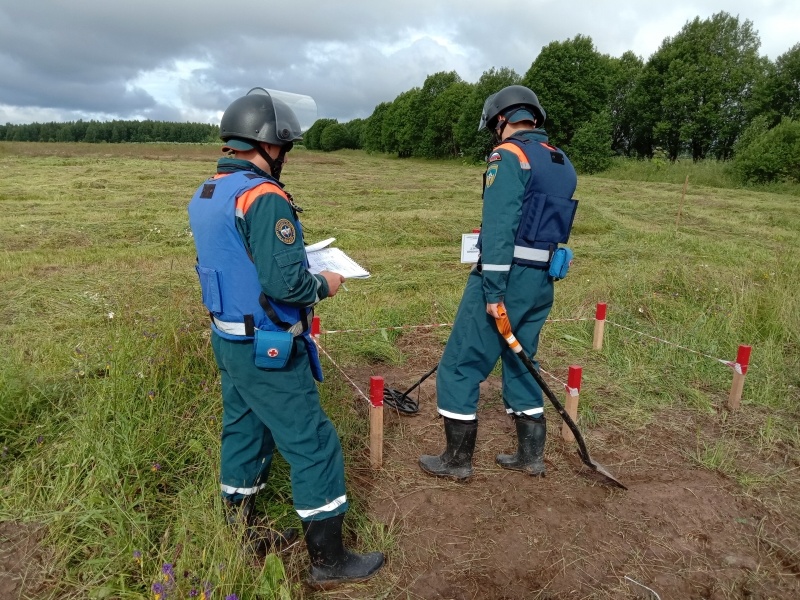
494, 304, 592, 464
493, 304, 627, 490
495, 305, 522, 353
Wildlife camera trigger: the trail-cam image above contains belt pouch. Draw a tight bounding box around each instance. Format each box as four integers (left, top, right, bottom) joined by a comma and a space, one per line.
548, 246, 573, 280
253, 329, 294, 369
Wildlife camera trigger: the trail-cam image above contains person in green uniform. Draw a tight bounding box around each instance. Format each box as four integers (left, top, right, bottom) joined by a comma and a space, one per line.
419, 85, 578, 481
188, 88, 384, 587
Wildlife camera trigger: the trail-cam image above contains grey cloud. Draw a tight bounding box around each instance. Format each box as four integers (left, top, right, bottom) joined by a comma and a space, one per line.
0, 1, 796, 124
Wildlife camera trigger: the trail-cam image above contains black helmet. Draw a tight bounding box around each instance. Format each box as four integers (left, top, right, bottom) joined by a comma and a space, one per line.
220, 88, 303, 148
478, 85, 546, 131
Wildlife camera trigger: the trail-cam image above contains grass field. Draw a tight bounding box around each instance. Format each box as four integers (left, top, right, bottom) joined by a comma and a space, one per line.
0, 141, 798, 599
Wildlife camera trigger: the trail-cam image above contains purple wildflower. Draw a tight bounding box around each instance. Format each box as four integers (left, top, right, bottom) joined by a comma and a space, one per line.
161, 563, 174, 581
189, 590, 199, 598
151, 462, 161, 472
147, 390, 156, 399
224, 595, 239, 600
152, 582, 165, 600
36, 436, 44, 445
200, 581, 214, 600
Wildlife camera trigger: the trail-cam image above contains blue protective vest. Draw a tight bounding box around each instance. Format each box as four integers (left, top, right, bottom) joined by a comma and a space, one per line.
187, 170, 323, 381
480, 134, 578, 269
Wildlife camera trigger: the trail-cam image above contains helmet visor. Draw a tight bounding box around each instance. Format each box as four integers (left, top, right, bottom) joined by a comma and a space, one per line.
247, 87, 318, 134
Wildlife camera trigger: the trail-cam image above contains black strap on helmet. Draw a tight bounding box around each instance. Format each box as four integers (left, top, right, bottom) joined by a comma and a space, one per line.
253, 141, 293, 180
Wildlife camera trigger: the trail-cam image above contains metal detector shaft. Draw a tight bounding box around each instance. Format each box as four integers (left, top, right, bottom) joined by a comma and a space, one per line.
494, 305, 626, 490
399, 363, 438, 401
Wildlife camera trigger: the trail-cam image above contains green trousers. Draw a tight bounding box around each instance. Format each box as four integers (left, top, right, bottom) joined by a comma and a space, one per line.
436, 265, 553, 420
211, 333, 348, 521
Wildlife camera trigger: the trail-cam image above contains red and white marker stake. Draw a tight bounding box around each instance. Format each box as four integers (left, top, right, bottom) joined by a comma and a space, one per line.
369, 376, 384, 469
561, 365, 582, 443
727, 345, 752, 411
593, 303, 607, 350
311, 315, 321, 339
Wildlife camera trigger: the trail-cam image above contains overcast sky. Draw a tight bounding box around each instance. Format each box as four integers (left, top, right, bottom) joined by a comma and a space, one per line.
1, 1, 797, 126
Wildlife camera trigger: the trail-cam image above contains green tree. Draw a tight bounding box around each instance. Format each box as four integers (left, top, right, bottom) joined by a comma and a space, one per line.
750, 43, 800, 126
454, 67, 520, 162
55, 124, 75, 142
411, 71, 463, 157
319, 122, 351, 151
382, 89, 419, 157
419, 80, 471, 158
631, 12, 765, 160
304, 118, 337, 150
343, 118, 365, 149
363, 102, 390, 153
607, 51, 644, 155
733, 117, 800, 184
569, 111, 614, 174
522, 35, 612, 149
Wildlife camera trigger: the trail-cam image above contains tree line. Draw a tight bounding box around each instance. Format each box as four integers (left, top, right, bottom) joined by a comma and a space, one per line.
0, 119, 218, 144
304, 12, 799, 184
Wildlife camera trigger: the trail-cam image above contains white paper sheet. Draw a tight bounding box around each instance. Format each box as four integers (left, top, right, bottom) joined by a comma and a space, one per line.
307, 246, 370, 278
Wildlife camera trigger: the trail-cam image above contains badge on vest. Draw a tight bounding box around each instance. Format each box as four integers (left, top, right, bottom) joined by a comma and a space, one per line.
275, 219, 296, 244
253, 329, 294, 369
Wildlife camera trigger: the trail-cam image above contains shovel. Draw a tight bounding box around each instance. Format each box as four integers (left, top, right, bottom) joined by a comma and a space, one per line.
494, 304, 627, 490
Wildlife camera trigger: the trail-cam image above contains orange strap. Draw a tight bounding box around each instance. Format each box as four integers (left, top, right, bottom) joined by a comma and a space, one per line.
494, 142, 530, 169
211, 173, 289, 216
236, 182, 289, 216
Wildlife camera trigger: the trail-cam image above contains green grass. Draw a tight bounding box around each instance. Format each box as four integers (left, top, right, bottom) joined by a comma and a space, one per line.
598, 154, 800, 195
1, 142, 798, 598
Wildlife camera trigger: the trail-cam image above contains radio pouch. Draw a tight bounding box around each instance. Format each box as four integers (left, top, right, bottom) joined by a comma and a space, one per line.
253, 329, 294, 370
548, 247, 573, 281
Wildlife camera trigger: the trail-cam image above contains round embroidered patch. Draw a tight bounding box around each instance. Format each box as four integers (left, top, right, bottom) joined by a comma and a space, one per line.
267, 348, 279, 358
275, 219, 296, 244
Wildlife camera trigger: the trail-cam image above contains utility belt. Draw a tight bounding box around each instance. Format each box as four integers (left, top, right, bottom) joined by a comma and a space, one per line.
212, 316, 306, 338
476, 246, 551, 273
477, 244, 573, 280
212, 316, 307, 370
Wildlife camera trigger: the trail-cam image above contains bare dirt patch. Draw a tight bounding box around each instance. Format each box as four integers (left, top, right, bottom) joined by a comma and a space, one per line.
0, 521, 52, 600
331, 333, 800, 600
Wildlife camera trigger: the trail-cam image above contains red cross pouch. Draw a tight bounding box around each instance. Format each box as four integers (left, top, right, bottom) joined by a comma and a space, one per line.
253, 329, 294, 369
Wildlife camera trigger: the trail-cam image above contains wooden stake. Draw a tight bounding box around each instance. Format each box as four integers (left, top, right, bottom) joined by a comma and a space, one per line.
592, 303, 607, 350
369, 376, 384, 469
727, 345, 752, 411
561, 366, 582, 442
675, 175, 689, 231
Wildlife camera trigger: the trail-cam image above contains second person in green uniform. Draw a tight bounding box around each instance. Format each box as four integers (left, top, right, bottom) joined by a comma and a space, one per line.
419, 85, 578, 481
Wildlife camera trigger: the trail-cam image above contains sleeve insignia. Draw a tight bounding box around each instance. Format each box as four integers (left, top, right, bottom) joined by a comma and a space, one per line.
275, 219, 296, 244
485, 163, 499, 188
488, 151, 502, 163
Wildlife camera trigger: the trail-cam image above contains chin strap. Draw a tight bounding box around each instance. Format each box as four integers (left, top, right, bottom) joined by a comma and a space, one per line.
492, 108, 539, 144
254, 144, 288, 180
492, 115, 508, 145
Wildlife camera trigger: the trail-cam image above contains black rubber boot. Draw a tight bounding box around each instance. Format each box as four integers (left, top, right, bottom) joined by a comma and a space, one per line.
224, 496, 299, 556
496, 414, 546, 476
418, 417, 478, 480
302, 514, 385, 589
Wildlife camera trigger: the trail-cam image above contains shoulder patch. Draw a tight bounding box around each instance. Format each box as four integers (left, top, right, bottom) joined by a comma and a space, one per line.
275, 219, 296, 244
488, 151, 502, 163
485, 163, 499, 188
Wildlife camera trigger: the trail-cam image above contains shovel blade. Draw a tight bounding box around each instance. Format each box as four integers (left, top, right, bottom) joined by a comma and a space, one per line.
586, 459, 627, 490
